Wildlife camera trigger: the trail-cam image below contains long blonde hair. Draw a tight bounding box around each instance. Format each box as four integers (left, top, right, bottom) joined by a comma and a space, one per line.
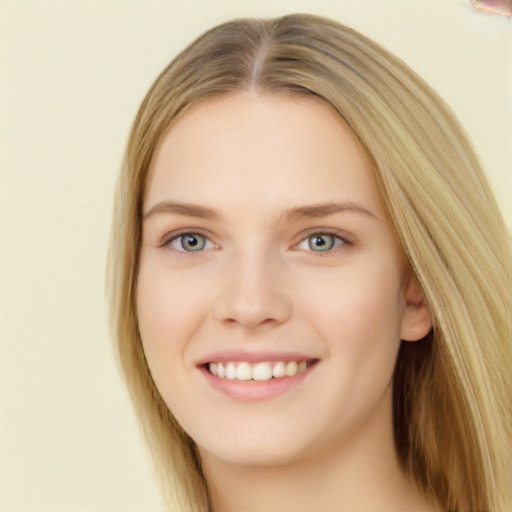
107, 14, 511, 512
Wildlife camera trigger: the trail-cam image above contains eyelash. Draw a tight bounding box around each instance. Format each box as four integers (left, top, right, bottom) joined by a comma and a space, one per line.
295, 232, 349, 254
162, 229, 352, 255
161, 231, 216, 253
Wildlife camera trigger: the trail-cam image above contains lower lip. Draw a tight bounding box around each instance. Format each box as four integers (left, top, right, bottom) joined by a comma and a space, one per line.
199, 363, 317, 402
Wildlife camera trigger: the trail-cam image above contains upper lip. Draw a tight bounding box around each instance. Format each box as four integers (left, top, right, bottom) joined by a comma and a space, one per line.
195, 350, 318, 366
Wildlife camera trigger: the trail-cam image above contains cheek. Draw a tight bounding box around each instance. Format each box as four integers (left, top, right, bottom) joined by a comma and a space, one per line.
296, 263, 404, 436
136, 257, 212, 371
300, 259, 404, 375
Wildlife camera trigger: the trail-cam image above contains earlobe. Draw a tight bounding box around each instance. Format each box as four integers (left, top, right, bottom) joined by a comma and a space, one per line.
400, 276, 432, 342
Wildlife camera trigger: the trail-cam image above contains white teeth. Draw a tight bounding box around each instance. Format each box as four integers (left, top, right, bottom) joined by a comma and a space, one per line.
236, 362, 253, 381
207, 360, 311, 381
285, 361, 298, 377
226, 362, 237, 380
217, 362, 226, 378
272, 361, 286, 378
252, 362, 273, 381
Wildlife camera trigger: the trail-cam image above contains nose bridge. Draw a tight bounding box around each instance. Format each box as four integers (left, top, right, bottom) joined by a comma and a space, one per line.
213, 241, 292, 328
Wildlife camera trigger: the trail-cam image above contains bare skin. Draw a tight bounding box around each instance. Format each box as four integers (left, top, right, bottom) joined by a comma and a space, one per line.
138, 92, 433, 512
202, 385, 432, 512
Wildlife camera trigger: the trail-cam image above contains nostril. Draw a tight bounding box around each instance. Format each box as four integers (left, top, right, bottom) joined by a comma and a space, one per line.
213, 291, 293, 328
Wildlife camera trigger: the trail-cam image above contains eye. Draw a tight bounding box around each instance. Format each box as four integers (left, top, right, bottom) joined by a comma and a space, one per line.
167, 233, 213, 252
297, 233, 346, 253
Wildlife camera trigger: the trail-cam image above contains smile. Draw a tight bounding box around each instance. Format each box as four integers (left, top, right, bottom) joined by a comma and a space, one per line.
197, 352, 319, 401
208, 360, 313, 381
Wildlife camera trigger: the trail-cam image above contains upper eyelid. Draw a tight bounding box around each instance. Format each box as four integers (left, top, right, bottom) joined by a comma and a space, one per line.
163, 232, 219, 254
294, 232, 347, 252
293, 227, 354, 245
157, 227, 355, 250
160, 228, 215, 246
172, 233, 215, 251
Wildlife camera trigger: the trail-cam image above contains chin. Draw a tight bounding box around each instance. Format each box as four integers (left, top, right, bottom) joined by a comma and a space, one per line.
200, 440, 308, 469
194, 417, 329, 469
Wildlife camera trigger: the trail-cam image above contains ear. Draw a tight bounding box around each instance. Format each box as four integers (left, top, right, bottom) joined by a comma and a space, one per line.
400, 276, 432, 342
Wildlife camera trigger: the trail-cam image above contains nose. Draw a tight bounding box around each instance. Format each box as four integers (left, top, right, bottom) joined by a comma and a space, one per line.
213, 249, 292, 329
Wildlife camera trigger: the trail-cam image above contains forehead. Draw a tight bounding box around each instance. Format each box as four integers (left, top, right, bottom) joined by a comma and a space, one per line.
145, 92, 380, 214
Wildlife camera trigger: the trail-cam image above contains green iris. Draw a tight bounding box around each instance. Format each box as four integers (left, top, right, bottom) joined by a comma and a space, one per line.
307, 233, 336, 252
180, 234, 206, 252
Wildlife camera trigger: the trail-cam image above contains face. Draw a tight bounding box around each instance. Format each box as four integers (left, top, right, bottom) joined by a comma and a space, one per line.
137, 92, 428, 468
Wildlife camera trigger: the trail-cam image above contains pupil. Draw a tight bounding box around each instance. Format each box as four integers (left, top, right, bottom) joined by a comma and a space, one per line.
182, 234, 204, 251
309, 234, 333, 251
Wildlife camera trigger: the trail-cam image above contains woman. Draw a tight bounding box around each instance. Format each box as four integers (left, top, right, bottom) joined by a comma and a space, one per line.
107, 14, 511, 512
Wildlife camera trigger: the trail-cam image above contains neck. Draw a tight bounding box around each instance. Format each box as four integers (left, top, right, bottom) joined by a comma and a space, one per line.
199, 390, 433, 512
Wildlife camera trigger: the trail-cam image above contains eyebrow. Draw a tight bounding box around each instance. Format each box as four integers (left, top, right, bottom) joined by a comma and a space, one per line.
280, 201, 376, 223
142, 200, 376, 222
143, 201, 222, 221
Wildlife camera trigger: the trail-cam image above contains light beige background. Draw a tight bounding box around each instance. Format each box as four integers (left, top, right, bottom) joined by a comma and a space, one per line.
0, 1, 510, 510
